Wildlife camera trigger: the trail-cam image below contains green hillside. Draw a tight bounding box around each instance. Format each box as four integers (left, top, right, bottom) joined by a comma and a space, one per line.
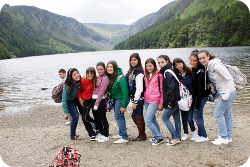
114, 0, 250, 50
0, 4, 109, 60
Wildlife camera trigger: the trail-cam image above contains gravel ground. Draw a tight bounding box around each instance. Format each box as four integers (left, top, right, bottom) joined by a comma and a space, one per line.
0, 104, 249, 167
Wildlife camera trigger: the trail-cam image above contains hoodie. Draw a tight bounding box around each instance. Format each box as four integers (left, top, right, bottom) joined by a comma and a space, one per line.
160, 63, 181, 108
207, 58, 236, 100
109, 68, 130, 109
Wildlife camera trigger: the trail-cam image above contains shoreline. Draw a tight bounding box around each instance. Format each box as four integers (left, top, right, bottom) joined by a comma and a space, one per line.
0, 104, 250, 167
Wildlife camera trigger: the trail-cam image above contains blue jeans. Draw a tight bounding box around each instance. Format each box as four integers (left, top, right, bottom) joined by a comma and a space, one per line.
193, 97, 208, 138
113, 98, 128, 140
181, 109, 196, 134
144, 102, 162, 140
67, 100, 79, 139
162, 106, 181, 139
214, 91, 237, 139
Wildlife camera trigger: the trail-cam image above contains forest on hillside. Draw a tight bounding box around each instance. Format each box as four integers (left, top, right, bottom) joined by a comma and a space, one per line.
114, 1, 250, 50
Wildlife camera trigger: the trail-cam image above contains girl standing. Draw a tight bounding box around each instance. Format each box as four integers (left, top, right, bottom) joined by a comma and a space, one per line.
189, 50, 210, 142
62, 68, 81, 140
126, 53, 147, 141
144, 58, 164, 146
172, 58, 197, 141
77, 67, 98, 140
198, 50, 236, 145
92, 62, 110, 142
158, 55, 181, 146
106, 61, 130, 144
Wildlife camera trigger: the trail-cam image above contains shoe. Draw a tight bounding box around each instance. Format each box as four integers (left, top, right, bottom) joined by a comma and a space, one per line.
98, 136, 110, 142
181, 134, 189, 141
149, 138, 157, 143
195, 136, 209, 142
228, 138, 232, 142
94, 133, 104, 141
152, 138, 163, 146
190, 131, 199, 141
66, 121, 71, 125
211, 137, 229, 145
166, 138, 181, 146
112, 134, 122, 139
114, 138, 129, 144
71, 135, 81, 140
90, 136, 96, 141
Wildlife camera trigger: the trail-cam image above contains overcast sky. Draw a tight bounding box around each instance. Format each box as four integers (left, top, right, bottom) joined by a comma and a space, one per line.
0, 0, 249, 25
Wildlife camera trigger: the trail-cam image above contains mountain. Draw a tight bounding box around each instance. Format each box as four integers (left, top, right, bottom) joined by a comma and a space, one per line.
0, 4, 110, 59
114, 0, 250, 49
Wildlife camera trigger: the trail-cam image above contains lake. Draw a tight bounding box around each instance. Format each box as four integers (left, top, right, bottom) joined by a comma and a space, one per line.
0, 46, 249, 115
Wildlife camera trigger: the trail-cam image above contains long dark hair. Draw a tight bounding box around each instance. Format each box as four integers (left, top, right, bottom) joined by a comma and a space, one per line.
157, 55, 172, 66
173, 58, 190, 75
145, 58, 157, 84
106, 60, 118, 88
86, 67, 97, 89
127, 53, 144, 74
65, 68, 80, 94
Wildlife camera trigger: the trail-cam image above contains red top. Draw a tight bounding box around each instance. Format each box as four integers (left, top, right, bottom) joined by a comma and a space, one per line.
77, 77, 94, 100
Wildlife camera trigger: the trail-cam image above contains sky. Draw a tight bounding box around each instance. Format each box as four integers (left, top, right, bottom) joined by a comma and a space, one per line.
0, 0, 176, 25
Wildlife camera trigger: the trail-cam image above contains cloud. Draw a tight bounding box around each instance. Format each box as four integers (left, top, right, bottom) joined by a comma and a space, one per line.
0, 0, 173, 25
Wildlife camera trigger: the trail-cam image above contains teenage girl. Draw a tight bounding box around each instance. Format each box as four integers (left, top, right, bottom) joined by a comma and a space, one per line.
158, 55, 181, 146
172, 58, 197, 141
126, 53, 147, 141
189, 50, 210, 142
62, 68, 81, 140
144, 58, 164, 146
77, 67, 98, 140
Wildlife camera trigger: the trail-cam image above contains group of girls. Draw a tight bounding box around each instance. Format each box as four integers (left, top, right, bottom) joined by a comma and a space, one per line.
61, 49, 236, 146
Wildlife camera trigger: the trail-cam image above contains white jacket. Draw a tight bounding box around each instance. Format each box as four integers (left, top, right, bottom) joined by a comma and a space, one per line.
207, 58, 236, 100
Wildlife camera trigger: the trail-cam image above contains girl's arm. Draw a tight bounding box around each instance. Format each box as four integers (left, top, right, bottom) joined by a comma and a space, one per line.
119, 76, 130, 109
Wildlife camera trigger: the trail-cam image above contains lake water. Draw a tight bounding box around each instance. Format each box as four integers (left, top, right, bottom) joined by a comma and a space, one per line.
0, 46, 249, 115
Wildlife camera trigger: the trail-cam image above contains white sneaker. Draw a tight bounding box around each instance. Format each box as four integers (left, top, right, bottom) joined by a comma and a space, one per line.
66, 121, 71, 125
112, 134, 122, 139
98, 136, 110, 142
195, 136, 209, 142
181, 134, 189, 141
228, 138, 232, 142
94, 133, 104, 141
190, 131, 199, 141
114, 138, 129, 144
211, 137, 229, 145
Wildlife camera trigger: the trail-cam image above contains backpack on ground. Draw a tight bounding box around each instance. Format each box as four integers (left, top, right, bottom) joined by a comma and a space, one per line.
224, 64, 247, 91
50, 146, 81, 167
164, 69, 193, 111
52, 82, 64, 103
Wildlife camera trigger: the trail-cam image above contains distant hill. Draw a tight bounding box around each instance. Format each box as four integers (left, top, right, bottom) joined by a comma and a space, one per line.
114, 0, 250, 49
0, 4, 110, 59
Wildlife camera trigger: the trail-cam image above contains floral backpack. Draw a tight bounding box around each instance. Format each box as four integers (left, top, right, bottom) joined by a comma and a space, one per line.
164, 69, 193, 111
50, 146, 81, 167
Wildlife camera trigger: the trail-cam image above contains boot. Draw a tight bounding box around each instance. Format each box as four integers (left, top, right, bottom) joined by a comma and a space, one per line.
132, 115, 147, 141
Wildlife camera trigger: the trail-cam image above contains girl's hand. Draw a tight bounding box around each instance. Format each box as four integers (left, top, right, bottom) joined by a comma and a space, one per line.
120, 108, 126, 113
79, 98, 85, 107
167, 105, 172, 109
158, 104, 163, 111
64, 114, 69, 120
132, 103, 137, 110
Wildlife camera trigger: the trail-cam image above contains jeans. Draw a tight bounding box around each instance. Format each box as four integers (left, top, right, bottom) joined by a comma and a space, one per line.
181, 109, 196, 134
132, 100, 144, 117
193, 97, 208, 138
144, 102, 162, 140
162, 106, 181, 139
113, 98, 128, 140
214, 91, 237, 139
67, 100, 79, 139
92, 99, 109, 137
